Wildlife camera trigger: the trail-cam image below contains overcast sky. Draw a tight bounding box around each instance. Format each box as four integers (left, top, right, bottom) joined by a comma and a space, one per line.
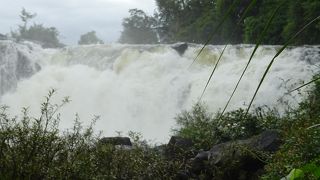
0, 0, 156, 44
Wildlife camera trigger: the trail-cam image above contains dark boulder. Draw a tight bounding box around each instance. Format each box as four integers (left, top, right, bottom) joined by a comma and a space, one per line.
191, 130, 282, 179
99, 137, 132, 146
172, 43, 188, 56
165, 136, 196, 159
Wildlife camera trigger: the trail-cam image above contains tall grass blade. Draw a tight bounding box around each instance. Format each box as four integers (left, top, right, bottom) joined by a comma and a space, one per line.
288, 76, 320, 94
198, 0, 257, 99
200, 44, 228, 100
219, 2, 284, 117
245, 15, 320, 116
189, 0, 241, 67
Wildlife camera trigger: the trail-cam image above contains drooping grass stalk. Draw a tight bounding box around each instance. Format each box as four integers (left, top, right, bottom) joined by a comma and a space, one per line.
287, 76, 320, 94
245, 15, 320, 116
219, 2, 285, 117
307, 124, 320, 130
189, 0, 241, 67
200, 45, 227, 100
199, 0, 257, 100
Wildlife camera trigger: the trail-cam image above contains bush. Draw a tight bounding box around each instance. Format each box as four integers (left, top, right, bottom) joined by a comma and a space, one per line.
173, 75, 320, 179
173, 103, 280, 150
262, 77, 320, 179
0, 89, 188, 179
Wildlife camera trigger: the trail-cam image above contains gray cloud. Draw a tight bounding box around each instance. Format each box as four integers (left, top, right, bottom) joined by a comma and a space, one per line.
0, 0, 156, 44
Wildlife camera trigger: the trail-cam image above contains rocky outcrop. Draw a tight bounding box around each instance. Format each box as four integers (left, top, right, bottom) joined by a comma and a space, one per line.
165, 136, 196, 159
99, 137, 132, 146
0, 34, 7, 40
158, 130, 281, 179
0, 40, 41, 95
97, 131, 281, 179
171, 43, 188, 56
190, 130, 282, 179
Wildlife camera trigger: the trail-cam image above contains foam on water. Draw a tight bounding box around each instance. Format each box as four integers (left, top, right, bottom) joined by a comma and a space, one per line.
1, 41, 319, 142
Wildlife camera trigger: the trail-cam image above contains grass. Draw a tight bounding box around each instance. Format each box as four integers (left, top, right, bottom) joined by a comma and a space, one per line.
219, 1, 285, 117
245, 15, 320, 116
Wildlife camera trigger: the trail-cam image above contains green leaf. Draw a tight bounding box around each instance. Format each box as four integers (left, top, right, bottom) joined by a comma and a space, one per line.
287, 169, 304, 180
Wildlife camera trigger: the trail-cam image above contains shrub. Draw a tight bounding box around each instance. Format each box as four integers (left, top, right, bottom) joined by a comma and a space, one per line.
173, 103, 280, 150
262, 76, 320, 179
0, 89, 188, 179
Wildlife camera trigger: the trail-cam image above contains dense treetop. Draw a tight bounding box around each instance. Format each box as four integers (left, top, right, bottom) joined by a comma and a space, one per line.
120, 0, 320, 45
78, 31, 104, 45
11, 8, 64, 48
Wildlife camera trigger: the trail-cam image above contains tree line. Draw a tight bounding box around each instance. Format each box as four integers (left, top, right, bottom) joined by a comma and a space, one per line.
5, 8, 104, 48
120, 0, 320, 45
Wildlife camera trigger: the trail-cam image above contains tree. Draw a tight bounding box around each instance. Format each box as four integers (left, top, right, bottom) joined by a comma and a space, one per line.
119, 9, 158, 44
11, 8, 63, 48
243, 0, 287, 44
78, 31, 104, 45
19, 8, 36, 35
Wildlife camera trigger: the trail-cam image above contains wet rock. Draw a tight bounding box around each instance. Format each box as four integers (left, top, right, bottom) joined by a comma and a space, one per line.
165, 136, 195, 159
99, 137, 132, 146
172, 43, 188, 56
191, 130, 282, 179
0, 41, 40, 95
0, 34, 7, 40
16, 51, 35, 80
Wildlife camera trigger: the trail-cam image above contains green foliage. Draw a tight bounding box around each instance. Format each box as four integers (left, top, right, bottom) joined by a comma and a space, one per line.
243, 0, 288, 44
243, 0, 320, 45
119, 9, 158, 44
173, 103, 279, 150
174, 74, 320, 178
128, 0, 320, 44
286, 168, 305, 180
11, 8, 63, 48
0, 89, 189, 179
262, 76, 320, 179
78, 31, 104, 45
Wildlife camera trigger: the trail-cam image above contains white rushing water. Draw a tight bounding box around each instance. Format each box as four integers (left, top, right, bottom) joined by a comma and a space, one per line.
0, 40, 319, 142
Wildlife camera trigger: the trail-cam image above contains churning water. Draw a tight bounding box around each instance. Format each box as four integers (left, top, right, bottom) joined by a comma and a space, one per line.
0, 40, 319, 141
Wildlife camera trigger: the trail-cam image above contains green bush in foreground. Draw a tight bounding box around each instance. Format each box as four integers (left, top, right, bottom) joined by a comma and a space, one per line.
1, 80, 320, 179
173, 103, 280, 150
262, 79, 320, 179
0, 89, 186, 179
173, 76, 320, 179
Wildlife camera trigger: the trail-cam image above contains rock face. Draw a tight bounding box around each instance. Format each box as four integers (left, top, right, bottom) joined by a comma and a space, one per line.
165, 136, 195, 159
99, 137, 132, 146
0, 40, 41, 95
171, 43, 188, 55
0, 34, 7, 40
191, 130, 282, 179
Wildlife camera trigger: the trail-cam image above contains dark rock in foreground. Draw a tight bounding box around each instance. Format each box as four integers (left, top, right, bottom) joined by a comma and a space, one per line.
165, 136, 196, 159
98, 130, 282, 179
191, 130, 282, 179
99, 137, 132, 146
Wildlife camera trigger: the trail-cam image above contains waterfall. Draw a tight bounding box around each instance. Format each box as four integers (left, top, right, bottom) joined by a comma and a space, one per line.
1, 40, 319, 141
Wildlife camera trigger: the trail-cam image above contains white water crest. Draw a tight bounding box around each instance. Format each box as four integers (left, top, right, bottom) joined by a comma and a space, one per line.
1, 41, 320, 142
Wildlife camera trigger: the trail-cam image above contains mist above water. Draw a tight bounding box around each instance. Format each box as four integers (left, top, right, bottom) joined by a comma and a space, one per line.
1, 41, 319, 142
